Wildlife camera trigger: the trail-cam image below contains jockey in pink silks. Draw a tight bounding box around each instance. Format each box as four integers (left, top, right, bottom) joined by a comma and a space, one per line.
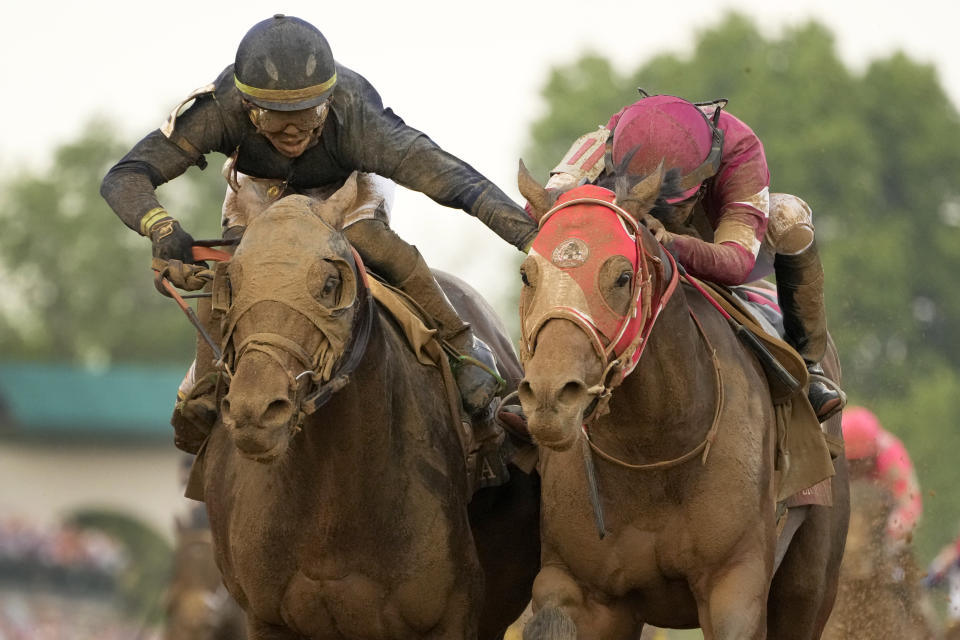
545, 92, 845, 421
842, 406, 923, 548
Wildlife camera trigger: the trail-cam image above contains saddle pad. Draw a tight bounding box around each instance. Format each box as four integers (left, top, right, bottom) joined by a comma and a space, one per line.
366, 277, 467, 457
732, 285, 785, 339
367, 277, 441, 368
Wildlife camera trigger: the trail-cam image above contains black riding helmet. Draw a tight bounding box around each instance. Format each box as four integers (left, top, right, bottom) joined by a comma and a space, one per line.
234, 14, 337, 111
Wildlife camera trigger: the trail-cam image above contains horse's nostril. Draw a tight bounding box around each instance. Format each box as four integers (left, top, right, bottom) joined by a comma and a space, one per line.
262, 398, 293, 425
518, 380, 534, 405
221, 397, 232, 417
559, 380, 586, 406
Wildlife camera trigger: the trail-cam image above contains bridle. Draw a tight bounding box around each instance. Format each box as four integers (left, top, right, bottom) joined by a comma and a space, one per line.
523, 195, 681, 423
524, 194, 726, 472
222, 247, 376, 428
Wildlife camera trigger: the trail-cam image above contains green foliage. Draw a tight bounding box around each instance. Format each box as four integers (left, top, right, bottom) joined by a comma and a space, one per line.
0, 118, 226, 366
522, 12, 960, 565
67, 508, 173, 624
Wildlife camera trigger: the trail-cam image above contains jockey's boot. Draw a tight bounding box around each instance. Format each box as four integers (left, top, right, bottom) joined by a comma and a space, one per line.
396, 252, 505, 416
397, 252, 510, 489
775, 242, 846, 422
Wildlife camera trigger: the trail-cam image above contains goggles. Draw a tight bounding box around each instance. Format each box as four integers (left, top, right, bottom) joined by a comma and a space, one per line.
251, 101, 329, 134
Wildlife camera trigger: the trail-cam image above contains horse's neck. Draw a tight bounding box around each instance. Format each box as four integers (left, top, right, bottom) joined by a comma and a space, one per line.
610, 286, 717, 438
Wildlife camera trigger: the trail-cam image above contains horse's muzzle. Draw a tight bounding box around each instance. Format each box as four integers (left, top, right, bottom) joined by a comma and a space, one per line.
518, 376, 590, 451
221, 389, 298, 461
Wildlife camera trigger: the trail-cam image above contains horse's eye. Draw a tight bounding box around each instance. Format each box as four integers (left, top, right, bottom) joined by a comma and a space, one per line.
616, 271, 632, 288
321, 274, 340, 297
520, 268, 531, 287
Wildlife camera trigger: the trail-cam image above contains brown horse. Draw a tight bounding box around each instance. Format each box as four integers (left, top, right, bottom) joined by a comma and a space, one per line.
516, 166, 849, 639
823, 478, 937, 640
196, 183, 539, 639
164, 515, 247, 640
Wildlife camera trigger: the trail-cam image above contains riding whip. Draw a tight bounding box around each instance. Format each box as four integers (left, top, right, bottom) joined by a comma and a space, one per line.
581, 428, 607, 539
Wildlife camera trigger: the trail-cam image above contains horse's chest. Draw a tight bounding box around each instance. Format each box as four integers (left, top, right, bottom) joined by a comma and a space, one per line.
563, 521, 686, 593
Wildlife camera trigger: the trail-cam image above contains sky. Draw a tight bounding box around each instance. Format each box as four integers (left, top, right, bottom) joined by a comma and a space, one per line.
4, 0, 960, 304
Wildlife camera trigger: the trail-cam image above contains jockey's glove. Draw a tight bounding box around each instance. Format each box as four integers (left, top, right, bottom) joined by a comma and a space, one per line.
152, 257, 213, 292
147, 214, 196, 265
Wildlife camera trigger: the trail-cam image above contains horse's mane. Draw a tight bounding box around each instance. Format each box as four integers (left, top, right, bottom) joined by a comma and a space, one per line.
595, 144, 688, 223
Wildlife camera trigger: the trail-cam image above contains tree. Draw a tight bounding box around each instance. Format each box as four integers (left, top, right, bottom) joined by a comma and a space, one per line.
521, 12, 960, 561
0, 118, 226, 366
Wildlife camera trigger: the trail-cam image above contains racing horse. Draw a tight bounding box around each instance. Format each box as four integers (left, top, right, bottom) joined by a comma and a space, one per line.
196, 180, 540, 639
516, 164, 849, 639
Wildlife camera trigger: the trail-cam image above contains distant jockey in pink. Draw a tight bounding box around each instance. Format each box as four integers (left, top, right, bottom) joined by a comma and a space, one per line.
842, 406, 923, 546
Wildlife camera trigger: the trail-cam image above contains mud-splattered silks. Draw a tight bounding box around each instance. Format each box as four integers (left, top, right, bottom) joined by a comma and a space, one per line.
222, 195, 362, 407
520, 185, 679, 391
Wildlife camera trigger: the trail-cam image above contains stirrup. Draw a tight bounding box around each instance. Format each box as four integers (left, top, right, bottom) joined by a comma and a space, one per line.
449, 335, 506, 416
466, 402, 511, 491
806, 363, 846, 422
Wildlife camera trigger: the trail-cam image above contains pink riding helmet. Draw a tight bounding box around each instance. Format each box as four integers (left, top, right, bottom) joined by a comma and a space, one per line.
608, 95, 716, 204
841, 406, 882, 460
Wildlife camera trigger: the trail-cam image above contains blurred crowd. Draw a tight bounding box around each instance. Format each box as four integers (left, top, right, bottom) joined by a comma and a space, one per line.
0, 516, 126, 589
0, 591, 159, 640
0, 514, 146, 640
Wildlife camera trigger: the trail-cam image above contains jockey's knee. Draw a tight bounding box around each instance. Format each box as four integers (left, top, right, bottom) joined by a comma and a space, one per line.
768, 193, 815, 256
343, 218, 420, 283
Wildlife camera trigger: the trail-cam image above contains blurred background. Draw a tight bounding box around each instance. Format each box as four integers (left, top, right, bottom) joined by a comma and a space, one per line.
3, 0, 960, 636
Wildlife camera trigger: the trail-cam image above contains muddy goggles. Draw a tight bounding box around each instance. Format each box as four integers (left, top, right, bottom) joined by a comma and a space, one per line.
251, 101, 330, 134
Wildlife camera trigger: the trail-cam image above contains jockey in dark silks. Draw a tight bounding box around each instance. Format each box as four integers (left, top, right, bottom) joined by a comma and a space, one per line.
101, 15, 537, 450
546, 93, 845, 421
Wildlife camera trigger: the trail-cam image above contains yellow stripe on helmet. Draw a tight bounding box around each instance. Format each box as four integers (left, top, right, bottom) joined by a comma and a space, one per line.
234, 72, 337, 104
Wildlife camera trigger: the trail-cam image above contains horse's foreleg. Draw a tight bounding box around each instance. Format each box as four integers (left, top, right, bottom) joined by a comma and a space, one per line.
524, 565, 636, 640
695, 556, 770, 640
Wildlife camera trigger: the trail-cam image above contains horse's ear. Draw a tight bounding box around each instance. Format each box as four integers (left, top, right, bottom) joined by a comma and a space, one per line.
617, 160, 665, 218
311, 172, 359, 230
518, 159, 550, 223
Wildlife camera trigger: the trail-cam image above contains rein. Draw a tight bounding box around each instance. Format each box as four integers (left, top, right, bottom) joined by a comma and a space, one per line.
525, 189, 733, 537
531, 201, 727, 471
581, 309, 725, 471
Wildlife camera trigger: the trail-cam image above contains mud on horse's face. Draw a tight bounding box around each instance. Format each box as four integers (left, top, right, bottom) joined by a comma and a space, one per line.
220, 187, 361, 462
517, 163, 667, 451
